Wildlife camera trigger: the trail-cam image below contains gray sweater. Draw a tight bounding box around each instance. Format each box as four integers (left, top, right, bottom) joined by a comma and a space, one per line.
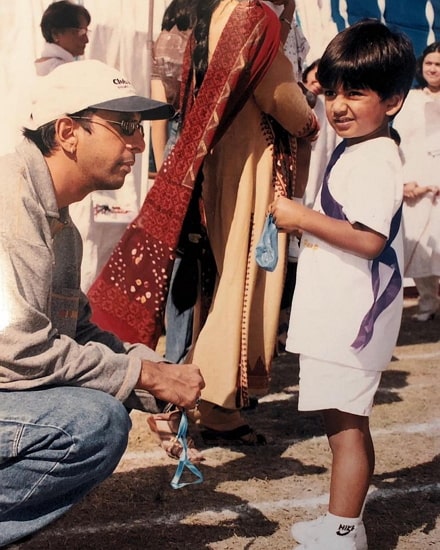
0, 139, 163, 410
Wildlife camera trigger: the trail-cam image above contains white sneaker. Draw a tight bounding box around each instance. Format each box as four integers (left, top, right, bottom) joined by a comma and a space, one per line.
411, 311, 436, 322
291, 516, 326, 543
295, 537, 357, 550
291, 515, 368, 550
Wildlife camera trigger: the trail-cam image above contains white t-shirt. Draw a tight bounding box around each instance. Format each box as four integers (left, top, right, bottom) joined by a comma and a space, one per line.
286, 138, 404, 371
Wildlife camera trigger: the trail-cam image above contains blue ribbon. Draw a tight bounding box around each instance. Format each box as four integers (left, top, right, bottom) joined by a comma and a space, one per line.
255, 213, 279, 271
170, 411, 204, 489
320, 140, 402, 351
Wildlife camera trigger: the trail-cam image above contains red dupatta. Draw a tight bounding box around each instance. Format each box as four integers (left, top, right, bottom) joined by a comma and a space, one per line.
88, 2, 281, 348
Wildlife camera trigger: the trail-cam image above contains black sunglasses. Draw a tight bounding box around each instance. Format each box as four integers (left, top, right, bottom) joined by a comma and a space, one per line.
71, 116, 144, 137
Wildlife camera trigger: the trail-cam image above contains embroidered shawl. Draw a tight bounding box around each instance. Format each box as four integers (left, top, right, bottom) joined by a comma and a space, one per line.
88, 2, 281, 348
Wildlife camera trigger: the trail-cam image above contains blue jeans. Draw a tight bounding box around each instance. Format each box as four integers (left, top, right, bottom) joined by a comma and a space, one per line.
165, 256, 194, 363
0, 387, 131, 547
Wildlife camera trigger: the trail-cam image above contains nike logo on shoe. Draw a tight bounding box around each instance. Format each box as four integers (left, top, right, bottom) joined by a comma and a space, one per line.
336, 524, 355, 536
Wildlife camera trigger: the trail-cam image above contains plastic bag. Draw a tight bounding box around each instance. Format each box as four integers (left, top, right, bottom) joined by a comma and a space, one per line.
255, 213, 278, 271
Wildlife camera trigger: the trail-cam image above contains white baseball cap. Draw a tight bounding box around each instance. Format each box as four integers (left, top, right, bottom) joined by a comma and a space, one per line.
27, 59, 174, 130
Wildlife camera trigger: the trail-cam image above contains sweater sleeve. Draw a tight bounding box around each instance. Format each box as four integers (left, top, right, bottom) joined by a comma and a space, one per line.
0, 231, 142, 401
0, 154, 151, 402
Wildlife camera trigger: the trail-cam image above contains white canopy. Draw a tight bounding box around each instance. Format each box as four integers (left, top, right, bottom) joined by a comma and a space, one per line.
1, 0, 437, 289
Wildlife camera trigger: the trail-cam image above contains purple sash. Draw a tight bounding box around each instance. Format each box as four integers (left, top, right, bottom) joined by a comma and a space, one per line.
320, 140, 402, 351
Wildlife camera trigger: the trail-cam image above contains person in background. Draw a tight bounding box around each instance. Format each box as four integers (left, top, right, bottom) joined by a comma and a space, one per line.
146, 0, 203, 459
263, 0, 314, 352
0, 59, 204, 548
271, 19, 415, 550
35, 0, 91, 76
150, 0, 197, 170
302, 58, 322, 97
35, 0, 100, 294
88, 0, 318, 447
301, 57, 340, 209
393, 41, 440, 321
150, 0, 199, 366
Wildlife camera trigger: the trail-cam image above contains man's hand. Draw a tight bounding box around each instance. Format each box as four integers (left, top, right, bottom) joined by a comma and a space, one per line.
136, 361, 205, 409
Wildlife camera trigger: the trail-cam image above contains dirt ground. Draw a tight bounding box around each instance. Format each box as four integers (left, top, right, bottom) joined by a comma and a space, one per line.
13, 293, 439, 550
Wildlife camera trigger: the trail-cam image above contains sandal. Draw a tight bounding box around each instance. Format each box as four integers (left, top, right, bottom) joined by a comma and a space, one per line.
200, 424, 267, 446
147, 408, 205, 463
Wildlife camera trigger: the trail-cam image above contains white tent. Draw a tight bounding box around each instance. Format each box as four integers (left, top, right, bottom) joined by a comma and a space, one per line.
1, 0, 438, 289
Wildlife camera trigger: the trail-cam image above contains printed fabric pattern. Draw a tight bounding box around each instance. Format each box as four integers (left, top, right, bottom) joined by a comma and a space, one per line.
87, 2, 282, 347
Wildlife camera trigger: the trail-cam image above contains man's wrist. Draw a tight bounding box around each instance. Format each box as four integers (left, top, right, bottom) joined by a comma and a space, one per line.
136, 359, 166, 391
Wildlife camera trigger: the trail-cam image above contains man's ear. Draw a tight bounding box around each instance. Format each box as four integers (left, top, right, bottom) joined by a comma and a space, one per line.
385, 93, 405, 117
55, 117, 78, 155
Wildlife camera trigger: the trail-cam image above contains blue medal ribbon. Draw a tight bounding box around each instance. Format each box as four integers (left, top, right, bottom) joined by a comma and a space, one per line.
170, 411, 204, 489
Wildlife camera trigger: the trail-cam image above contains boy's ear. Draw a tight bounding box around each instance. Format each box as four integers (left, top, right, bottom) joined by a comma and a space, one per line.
385, 93, 405, 117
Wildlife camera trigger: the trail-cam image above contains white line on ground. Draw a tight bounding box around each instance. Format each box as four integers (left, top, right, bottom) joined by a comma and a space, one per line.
121, 419, 440, 463
33, 483, 440, 537
393, 350, 440, 360
30, 419, 437, 541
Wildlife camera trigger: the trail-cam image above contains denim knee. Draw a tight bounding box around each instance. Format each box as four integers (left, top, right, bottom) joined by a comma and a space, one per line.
0, 387, 131, 547
65, 389, 132, 480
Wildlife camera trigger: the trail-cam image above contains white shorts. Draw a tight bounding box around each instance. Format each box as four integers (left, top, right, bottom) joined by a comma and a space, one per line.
298, 355, 382, 417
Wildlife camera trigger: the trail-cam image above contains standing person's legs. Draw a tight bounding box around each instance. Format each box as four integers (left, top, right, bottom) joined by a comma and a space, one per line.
0, 387, 131, 547
292, 357, 377, 549
293, 410, 372, 550
413, 275, 440, 320
323, 409, 374, 518
165, 256, 194, 364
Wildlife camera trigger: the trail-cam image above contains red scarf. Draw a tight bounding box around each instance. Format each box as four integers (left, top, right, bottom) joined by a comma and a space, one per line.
88, 2, 280, 347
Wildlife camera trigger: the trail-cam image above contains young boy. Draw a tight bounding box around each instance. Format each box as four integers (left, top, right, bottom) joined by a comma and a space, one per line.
270, 20, 416, 550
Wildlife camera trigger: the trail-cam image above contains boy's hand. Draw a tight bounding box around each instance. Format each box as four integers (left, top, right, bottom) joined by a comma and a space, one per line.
270, 196, 306, 232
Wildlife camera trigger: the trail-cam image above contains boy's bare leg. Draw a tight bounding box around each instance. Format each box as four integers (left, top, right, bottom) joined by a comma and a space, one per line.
323, 409, 374, 517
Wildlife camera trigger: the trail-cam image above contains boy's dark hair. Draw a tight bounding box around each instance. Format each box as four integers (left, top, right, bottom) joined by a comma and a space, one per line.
415, 41, 440, 88
317, 19, 416, 101
40, 1, 91, 43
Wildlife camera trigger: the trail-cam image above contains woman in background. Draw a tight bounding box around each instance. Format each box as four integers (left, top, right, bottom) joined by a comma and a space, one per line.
150, 0, 199, 366
393, 41, 440, 321
150, 0, 197, 169
35, 0, 91, 76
